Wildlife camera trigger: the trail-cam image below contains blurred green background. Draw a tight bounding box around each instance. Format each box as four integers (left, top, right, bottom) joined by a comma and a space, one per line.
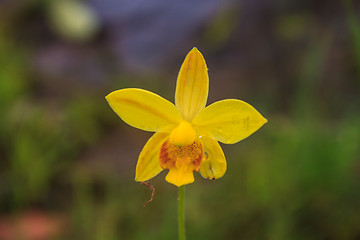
0, 0, 360, 239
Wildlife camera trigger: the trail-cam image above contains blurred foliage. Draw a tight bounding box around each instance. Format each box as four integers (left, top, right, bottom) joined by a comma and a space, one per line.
203, 7, 240, 51
344, 0, 360, 82
0, 0, 359, 240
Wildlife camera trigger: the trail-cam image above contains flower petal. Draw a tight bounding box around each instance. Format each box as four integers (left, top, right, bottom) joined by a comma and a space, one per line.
106, 88, 182, 132
199, 137, 227, 180
135, 132, 169, 182
175, 48, 209, 121
192, 99, 267, 144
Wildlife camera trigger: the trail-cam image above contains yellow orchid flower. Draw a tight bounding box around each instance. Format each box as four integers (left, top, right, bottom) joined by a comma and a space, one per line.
106, 48, 267, 187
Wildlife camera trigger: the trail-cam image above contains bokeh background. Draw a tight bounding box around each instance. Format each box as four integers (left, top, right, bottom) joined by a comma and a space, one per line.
1, 0, 360, 239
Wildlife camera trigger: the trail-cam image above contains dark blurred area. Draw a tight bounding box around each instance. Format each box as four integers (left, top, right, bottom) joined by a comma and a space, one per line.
0, 0, 359, 239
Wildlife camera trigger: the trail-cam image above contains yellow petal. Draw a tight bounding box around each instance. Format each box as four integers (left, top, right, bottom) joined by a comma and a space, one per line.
192, 99, 267, 144
175, 48, 209, 121
135, 132, 169, 182
199, 137, 227, 180
106, 88, 182, 132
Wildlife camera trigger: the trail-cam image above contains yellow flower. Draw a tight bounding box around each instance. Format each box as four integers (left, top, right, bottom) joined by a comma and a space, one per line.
106, 48, 267, 187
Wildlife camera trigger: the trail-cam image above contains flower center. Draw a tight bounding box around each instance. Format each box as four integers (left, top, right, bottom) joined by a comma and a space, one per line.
159, 138, 203, 187
169, 120, 197, 146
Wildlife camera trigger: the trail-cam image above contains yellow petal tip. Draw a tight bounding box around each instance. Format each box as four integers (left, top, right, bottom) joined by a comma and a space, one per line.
188, 47, 203, 57
262, 116, 268, 124
104, 92, 111, 101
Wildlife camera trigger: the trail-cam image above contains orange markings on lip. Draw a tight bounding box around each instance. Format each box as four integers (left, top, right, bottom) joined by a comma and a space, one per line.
159, 138, 203, 172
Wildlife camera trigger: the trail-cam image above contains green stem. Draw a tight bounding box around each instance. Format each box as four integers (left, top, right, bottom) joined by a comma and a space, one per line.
178, 186, 186, 240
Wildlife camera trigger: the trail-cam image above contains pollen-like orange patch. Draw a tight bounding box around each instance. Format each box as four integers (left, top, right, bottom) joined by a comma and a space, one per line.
159, 138, 203, 172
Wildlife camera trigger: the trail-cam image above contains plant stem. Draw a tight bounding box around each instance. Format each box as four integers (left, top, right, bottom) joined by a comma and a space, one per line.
178, 186, 186, 240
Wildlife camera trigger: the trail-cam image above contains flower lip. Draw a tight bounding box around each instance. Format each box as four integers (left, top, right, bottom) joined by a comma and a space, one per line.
159, 138, 203, 187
